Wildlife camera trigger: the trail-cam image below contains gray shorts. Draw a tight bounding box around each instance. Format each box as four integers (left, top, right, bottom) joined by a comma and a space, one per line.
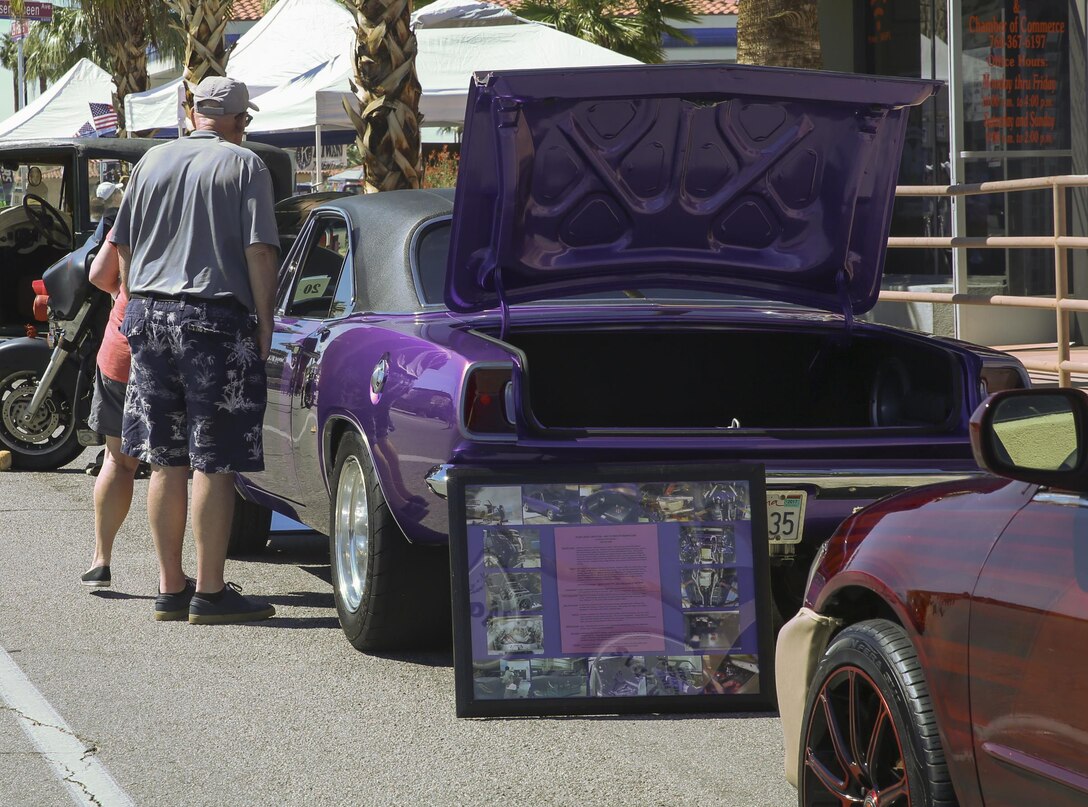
87, 366, 127, 438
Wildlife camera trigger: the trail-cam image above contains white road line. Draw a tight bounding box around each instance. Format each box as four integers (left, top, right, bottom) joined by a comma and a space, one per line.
0, 646, 136, 807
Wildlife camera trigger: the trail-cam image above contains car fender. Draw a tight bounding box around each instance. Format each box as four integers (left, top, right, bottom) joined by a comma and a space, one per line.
804, 477, 1033, 807
312, 321, 498, 545
319, 407, 450, 546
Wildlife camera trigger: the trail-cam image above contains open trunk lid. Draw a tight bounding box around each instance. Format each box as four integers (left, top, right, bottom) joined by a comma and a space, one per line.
447, 64, 939, 317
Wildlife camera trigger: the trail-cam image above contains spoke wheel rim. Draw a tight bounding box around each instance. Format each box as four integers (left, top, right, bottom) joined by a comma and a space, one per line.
334, 456, 369, 613
802, 664, 911, 807
0, 371, 69, 453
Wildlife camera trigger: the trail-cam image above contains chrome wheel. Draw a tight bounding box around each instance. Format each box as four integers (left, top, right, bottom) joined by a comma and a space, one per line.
802, 665, 910, 806
334, 455, 369, 613
0, 369, 74, 455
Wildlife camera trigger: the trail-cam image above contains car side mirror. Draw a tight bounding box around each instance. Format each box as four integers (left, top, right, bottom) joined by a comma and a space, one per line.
970, 388, 1088, 488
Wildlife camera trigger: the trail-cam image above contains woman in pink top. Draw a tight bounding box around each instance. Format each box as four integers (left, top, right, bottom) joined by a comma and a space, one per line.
80, 230, 140, 588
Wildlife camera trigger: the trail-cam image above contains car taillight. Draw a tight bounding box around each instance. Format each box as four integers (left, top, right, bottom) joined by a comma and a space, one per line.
31, 279, 49, 322
463, 367, 515, 435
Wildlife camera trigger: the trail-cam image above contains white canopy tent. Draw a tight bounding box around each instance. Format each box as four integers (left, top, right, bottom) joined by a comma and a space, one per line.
245, 0, 639, 180
0, 59, 115, 141
125, 0, 355, 134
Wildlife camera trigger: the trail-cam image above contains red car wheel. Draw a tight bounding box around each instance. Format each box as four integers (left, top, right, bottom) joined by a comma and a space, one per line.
799, 619, 956, 807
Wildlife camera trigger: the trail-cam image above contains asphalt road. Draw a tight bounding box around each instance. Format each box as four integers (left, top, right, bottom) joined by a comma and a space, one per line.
0, 448, 798, 807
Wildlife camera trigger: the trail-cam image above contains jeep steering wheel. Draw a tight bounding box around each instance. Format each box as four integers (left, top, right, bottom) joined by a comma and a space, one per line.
22, 193, 72, 250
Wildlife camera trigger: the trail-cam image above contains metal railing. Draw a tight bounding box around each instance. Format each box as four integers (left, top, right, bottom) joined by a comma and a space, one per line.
881, 175, 1088, 387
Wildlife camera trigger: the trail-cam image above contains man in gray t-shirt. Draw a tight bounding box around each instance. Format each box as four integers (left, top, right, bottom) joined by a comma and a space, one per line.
111, 76, 279, 625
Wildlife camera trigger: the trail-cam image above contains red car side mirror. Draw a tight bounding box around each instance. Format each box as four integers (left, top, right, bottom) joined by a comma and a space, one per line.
970, 388, 1088, 490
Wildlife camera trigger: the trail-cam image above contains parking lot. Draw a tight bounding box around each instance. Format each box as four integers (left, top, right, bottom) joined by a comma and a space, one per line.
1, 448, 797, 807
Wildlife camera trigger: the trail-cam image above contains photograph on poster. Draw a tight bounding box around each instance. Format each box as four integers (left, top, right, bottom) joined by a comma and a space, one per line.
472, 659, 534, 699
485, 571, 543, 613
700, 481, 751, 521
679, 525, 736, 565
483, 527, 541, 569
522, 484, 581, 524
702, 654, 760, 695
588, 654, 650, 697
579, 483, 644, 524
638, 481, 751, 522
529, 658, 588, 698
466, 486, 523, 525
638, 482, 698, 522
680, 568, 739, 609
643, 655, 706, 695
683, 611, 741, 651
486, 615, 545, 655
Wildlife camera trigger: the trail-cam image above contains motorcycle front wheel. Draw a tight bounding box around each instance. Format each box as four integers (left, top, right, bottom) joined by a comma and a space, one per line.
0, 368, 83, 470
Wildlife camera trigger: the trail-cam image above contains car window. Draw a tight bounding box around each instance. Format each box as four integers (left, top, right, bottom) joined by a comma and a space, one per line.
285, 215, 352, 319
416, 220, 450, 305
86, 159, 130, 227
1, 161, 67, 212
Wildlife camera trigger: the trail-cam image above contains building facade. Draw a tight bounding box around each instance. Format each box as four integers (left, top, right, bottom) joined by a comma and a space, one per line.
818, 0, 1087, 344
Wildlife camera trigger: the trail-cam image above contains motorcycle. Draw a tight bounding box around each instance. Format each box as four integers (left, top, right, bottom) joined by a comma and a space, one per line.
0, 227, 109, 470
0, 191, 345, 471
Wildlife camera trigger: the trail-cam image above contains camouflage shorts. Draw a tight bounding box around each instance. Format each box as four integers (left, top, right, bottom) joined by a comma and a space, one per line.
120, 296, 266, 473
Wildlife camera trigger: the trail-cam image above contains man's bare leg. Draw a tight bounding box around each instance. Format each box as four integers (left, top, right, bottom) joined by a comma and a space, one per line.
148, 464, 189, 593
191, 470, 236, 594
90, 436, 140, 568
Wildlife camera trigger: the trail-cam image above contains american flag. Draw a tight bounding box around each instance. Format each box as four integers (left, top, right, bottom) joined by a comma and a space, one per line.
74, 120, 97, 138
89, 102, 118, 136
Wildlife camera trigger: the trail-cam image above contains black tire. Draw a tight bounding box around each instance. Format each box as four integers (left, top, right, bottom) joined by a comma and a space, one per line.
0, 367, 83, 470
329, 431, 451, 651
227, 489, 272, 557
798, 619, 955, 807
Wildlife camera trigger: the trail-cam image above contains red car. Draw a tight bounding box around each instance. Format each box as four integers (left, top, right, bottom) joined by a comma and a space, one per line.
777, 387, 1088, 806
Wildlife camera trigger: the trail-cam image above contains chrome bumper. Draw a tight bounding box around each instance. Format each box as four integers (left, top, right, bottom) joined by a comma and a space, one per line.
425, 465, 979, 502
775, 607, 842, 787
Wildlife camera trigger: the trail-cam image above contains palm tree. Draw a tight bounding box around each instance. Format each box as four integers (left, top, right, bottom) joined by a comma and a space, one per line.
173, 0, 232, 84
736, 0, 822, 69
75, 1, 184, 135
171, 0, 234, 122
23, 5, 104, 83
515, 0, 696, 64
0, 34, 19, 109
341, 0, 423, 192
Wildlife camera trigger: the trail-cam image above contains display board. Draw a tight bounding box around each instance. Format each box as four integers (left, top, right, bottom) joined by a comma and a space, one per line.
448, 465, 774, 717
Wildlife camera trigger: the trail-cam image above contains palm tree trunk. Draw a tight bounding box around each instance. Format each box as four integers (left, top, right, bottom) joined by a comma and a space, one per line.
342, 0, 423, 192
107, 40, 148, 135
173, 0, 232, 123
737, 0, 822, 69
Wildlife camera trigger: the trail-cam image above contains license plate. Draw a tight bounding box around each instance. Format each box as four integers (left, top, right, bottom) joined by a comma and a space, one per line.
766, 490, 806, 544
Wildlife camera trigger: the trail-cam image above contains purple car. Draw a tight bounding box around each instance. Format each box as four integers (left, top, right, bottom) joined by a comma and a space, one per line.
522, 486, 579, 522
232, 64, 1028, 651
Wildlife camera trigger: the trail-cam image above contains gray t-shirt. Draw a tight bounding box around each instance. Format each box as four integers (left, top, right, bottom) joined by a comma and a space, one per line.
110, 131, 278, 311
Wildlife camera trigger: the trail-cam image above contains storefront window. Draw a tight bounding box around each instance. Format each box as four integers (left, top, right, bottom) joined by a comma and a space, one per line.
961, 0, 1071, 296
864, 0, 952, 281
861, 0, 1074, 299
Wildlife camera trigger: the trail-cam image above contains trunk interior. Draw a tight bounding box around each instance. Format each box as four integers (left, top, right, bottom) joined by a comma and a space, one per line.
502, 328, 962, 432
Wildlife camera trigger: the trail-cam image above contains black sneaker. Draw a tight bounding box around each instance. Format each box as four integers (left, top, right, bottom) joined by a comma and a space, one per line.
155, 579, 197, 622
188, 582, 275, 625
81, 566, 111, 588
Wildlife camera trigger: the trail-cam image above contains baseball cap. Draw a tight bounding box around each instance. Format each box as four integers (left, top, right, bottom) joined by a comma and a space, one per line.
189, 76, 259, 117
96, 181, 120, 200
